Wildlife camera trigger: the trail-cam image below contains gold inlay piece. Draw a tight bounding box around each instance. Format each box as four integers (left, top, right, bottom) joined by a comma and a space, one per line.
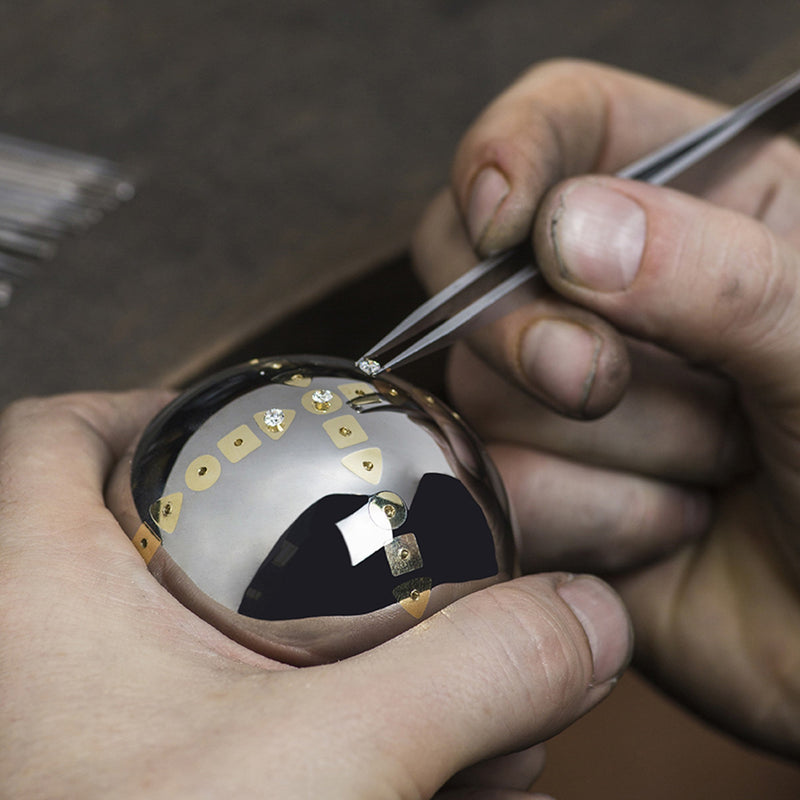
185, 455, 221, 491
133, 522, 161, 565
149, 492, 183, 534
385, 533, 423, 577
253, 408, 296, 440
393, 577, 432, 619
284, 373, 311, 387
217, 424, 261, 463
302, 388, 343, 415
337, 381, 380, 403
322, 414, 367, 449
368, 490, 407, 529
341, 447, 383, 485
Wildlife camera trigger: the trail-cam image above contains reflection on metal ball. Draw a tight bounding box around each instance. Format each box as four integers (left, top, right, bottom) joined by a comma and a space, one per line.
108, 355, 514, 665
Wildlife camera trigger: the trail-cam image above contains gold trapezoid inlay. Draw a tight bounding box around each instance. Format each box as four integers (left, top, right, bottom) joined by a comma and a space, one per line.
283, 373, 312, 387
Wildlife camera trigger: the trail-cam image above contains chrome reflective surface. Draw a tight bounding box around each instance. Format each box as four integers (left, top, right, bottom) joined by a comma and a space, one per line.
108, 355, 514, 665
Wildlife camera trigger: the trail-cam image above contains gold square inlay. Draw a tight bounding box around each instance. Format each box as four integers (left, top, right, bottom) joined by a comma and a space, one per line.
217, 424, 262, 463
322, 414, 367, 448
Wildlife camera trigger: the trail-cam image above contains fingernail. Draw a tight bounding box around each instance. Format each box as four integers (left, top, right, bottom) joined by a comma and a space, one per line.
556, 575, 632, 685
467, 166, 510, 250
551, 182, 646, 291
520, 319, 601, 414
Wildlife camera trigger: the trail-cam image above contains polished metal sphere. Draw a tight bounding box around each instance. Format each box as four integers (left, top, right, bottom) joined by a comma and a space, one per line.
108, 355, 514, 665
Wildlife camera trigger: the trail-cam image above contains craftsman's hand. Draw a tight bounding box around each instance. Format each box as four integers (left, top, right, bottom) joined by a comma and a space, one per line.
413, 59, 800, 758
0, 391, 630, 799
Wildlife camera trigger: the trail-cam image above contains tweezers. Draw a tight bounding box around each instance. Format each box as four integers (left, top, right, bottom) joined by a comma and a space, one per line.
357, 66, 800, 375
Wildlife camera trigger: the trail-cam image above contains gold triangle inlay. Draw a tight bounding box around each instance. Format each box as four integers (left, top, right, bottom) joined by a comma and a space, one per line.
393, 577, 433, 619
341, 447, 383, 484
149, 492, 183, 534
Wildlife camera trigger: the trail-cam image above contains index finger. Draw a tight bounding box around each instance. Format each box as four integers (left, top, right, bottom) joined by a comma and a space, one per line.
454, 59, 723, 256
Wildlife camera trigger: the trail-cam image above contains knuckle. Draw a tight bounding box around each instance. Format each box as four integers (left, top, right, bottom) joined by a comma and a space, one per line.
706, 221, 795, 347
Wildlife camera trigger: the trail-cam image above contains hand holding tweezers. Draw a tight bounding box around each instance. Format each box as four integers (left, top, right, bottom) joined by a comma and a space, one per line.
357, 67, 800, 375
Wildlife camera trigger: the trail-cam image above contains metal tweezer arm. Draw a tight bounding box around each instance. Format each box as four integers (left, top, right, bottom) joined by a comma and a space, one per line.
358, 67, 800, 374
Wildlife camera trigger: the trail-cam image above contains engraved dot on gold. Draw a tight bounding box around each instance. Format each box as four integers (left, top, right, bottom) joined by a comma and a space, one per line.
185, 455, 221, 490
234, 438, 244, 447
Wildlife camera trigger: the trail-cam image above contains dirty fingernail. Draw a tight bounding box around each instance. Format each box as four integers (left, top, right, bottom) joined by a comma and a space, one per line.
467, 166, 510, 250
552, 182, 646, 291
520, 319, 601, 413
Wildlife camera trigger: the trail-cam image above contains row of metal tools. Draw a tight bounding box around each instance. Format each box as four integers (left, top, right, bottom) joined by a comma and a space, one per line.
0, 132, 134, 308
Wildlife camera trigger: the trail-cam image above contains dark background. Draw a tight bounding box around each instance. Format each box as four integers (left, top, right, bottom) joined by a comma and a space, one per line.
4, 2, 800, 795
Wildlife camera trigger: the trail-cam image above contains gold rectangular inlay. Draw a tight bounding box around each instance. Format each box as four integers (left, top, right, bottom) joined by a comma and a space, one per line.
132, 523, 161, 565
217, 423, 262, 463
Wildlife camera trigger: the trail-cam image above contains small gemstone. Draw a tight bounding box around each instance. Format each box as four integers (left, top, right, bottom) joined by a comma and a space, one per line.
356, 357, 381, 376
311, 389, 334, 405
263, 408, 285, 429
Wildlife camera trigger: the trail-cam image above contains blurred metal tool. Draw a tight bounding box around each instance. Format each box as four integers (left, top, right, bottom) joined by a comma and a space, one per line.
0, 132, 134, 308
357, 67, 800, 374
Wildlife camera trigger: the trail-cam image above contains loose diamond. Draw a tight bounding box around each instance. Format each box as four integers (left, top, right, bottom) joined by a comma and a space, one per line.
356, 357, 381, 377
263, 408, 285, 430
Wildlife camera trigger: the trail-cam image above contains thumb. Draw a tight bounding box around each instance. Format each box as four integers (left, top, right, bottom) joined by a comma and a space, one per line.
534, 176, 800, 401
324, 574, 631, 798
